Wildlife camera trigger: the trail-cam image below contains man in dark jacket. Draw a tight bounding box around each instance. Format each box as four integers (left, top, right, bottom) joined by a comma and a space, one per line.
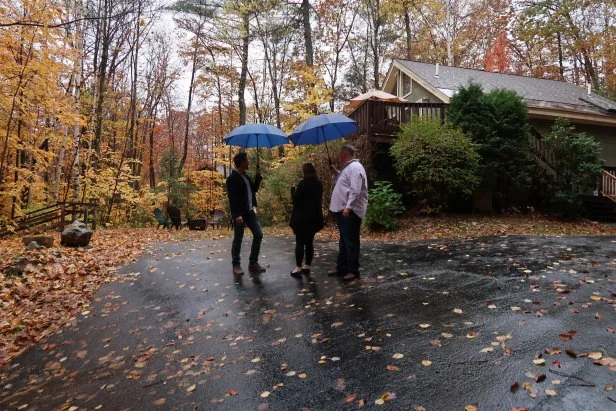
226, 152, 266, 276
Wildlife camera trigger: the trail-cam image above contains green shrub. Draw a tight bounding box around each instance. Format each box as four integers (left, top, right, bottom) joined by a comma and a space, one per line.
256, 156, 302, 226
543, 118, 604, 218
365, 181, 404, 231
390, 119, 480, 210
447, 83, 533, 209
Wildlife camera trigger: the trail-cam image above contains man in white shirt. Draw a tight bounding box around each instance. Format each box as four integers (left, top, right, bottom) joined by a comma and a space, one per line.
328, 145, 368, 281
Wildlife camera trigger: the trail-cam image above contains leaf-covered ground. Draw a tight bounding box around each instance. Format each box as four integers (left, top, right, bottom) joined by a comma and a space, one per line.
0, 228, 230, 367
0, 233, 614, 410
0, 214, 614, 368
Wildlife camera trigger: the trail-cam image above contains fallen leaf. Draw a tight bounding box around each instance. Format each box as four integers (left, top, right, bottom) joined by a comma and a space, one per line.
386, 364, 400, 371
441, 333, 454, 338
566, 349, 577, 358
186, 384, 196, 392
421, 360, 432, 366
588, 352, 603, 360
535, 374, 546, 383
509, 408, 528, 411
331, 322, 343, 328
453, 308, 463, 314
153, 398, 166, 406
510, 382, 520, 392
392, 353, 404, 359
480, 347, 494, 353
511, 306, 521, 311
260, 391, 270, 398
343, 393, 357, 405
419, 324, 431, 329
545, 389, 558, 396
465, 404, 478, 411
226, 389, 239, 396
532, 359, 545, 365
298, 373, 307, 379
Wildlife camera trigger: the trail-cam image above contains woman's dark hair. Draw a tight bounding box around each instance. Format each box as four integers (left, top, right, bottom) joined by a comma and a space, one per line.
302, 162, 317, 179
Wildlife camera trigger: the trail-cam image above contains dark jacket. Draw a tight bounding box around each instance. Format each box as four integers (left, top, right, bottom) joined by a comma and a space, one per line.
289, 177, 324, 233
226, 170, 262, 218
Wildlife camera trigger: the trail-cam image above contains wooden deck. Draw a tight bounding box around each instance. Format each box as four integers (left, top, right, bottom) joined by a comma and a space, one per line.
347, 99, 447, 142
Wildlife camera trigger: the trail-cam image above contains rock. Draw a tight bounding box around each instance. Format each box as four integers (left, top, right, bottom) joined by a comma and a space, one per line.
61, 220, 93, 247
22, 235, 54, 248
26, 241, 44, 251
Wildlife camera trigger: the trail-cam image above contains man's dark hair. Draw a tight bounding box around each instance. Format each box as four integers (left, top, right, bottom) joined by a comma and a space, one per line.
233, 152, 248, 168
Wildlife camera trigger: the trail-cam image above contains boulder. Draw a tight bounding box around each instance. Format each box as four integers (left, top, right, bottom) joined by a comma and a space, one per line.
22, 235, 54, 248
61, 220, 93, 247
26, 241, 44, 251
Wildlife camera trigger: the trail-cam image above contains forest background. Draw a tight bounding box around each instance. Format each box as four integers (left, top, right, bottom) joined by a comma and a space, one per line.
1, 0, 614, 228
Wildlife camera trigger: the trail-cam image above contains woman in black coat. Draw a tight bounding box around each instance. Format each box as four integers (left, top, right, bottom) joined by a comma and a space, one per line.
289, 163, 324, 277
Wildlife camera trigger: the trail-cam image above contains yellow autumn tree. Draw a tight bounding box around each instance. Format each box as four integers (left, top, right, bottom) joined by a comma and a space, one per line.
0, 1, 78, 222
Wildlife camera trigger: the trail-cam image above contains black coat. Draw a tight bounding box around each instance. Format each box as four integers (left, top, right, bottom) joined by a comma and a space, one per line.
226, 170, 262, 218
289, 177, 324, 234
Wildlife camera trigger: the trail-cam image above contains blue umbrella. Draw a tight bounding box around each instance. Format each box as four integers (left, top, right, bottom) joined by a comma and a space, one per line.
223, 123, 289, 167
288, 113, 358, 162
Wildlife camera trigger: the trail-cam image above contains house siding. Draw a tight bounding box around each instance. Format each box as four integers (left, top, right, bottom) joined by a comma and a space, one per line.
389, 76, 439, 103
531, 118, 616, 167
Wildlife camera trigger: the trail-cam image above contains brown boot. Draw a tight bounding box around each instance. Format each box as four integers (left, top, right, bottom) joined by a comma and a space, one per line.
248, 263, 266, 273
232, 265, 244, 275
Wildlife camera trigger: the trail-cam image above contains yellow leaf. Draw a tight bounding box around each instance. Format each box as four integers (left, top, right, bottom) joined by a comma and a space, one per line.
260, 391, 270, 398
453, 308, 463, 314
186, 384, 196, 392
422, 360, 432, 366
588, 352, 602, 360
545, 389, 558, 396
419, 324, 431, 329
532, 359, 545, 365
465, 405, 478, 411
392, 353, 404, 359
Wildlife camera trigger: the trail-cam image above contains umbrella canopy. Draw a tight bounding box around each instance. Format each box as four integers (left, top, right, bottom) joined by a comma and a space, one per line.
347, 90, 407, 109
288, 113, 358, 163
288, 113, 358, 147
223, 123, 289, 148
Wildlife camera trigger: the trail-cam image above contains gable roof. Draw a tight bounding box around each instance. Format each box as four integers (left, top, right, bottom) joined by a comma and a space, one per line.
394, 59, 616, 115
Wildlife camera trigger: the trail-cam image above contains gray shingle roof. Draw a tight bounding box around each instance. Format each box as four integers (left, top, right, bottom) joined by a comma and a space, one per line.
396, 60, 616, 113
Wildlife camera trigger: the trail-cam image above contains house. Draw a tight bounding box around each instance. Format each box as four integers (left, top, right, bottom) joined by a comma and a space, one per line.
347, 59, 616, 214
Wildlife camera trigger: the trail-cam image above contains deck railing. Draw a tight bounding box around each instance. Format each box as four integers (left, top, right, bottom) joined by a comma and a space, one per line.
0, 201, 98, 237
601, 169, 616, 203
347, 99, 447, 142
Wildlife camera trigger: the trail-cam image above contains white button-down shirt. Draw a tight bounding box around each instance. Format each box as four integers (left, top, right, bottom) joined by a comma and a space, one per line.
329, 160, 369, 218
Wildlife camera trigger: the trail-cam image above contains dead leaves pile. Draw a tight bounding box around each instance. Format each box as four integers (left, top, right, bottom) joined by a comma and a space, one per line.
0, 228, 210, 367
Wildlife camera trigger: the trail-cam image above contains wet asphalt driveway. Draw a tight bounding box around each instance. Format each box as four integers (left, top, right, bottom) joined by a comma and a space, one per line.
1, 234, 615, 410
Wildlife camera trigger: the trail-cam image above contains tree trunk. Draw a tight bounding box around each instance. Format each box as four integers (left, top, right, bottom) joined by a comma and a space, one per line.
93, 0, 110, 169
238, 11, 250, 127
301, 0, 313, 66
72, 0, 84, 202
178, 44, 198, 175
404, 2, 412, 60
127, 0, 142, 186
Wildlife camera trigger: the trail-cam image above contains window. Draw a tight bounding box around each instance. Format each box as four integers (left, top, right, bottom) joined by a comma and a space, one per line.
402, 73, 412, 97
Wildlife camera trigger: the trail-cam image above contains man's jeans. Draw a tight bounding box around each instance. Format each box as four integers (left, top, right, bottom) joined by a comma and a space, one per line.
335, 211, 362, 274
231, 210, 263, 267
